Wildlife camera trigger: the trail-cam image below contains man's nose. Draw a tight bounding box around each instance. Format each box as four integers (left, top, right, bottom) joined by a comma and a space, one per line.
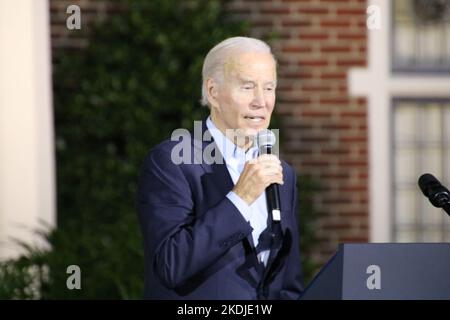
251, 87, 265, 108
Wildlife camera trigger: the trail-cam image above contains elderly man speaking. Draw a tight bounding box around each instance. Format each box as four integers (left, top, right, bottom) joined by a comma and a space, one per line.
137, 37, 303, 299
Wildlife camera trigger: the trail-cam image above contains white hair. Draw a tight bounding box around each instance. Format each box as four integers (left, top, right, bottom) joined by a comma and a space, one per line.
200, 36, 275, 107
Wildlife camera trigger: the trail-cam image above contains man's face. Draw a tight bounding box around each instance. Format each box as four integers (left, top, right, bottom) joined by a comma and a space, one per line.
210, 52, 277, 141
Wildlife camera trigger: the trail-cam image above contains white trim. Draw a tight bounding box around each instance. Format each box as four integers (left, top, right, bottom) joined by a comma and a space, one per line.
349, 0, 391, 243
0, 0, 55, 259
388, 77, 450, 97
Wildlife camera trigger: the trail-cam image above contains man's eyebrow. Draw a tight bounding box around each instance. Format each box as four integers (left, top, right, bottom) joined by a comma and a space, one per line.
237, 77, 277, 86
237, 77, 255, 83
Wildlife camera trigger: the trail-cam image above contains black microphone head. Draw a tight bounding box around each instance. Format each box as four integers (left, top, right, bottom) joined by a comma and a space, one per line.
418, 173, 450, 208
418, 173, 439, 197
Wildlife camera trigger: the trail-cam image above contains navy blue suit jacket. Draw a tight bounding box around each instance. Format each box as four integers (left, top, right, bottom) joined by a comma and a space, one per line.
137, 121, 303, 299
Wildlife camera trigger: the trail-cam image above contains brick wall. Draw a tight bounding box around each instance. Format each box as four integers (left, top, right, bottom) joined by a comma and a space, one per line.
50, 0, 369, 268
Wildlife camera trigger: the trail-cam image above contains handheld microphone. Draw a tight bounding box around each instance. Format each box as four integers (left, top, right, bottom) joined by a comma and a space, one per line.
418, 173, 450, 217
257, 129, 281, 222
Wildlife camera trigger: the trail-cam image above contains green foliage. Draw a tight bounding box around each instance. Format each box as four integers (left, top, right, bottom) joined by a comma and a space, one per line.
0, 0, 319, 298
297, 175, 321, 285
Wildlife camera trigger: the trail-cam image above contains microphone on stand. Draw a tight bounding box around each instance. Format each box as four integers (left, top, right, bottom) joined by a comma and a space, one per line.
418, 173, 450, 217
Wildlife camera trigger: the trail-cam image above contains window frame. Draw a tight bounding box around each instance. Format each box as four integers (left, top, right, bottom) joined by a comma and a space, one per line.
390, 0, 450, 74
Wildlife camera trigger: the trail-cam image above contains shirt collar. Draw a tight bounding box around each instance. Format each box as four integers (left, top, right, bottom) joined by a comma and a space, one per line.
206, 116, 259, 165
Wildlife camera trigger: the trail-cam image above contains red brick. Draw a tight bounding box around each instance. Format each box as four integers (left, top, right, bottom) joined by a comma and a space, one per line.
340, 136, 367, 143
281, 19, 312, 27
338, 160, 368, 167
298, 59, 328, 67
321, 148, 350, 155
338, 211, 368, 217
282, 71, 314, 79
336, 58, 366, 67
336, 8, 366, 15
357, 97, 367, 105
320, 173, 351, 179
320, 20, 351, 28
301, 110, 333, 117
337, 33, 367, 40
298, 7, 329, 15
320, 72, 346, 79
322, 198, 353, 205
341, 111, 366, 118
322, 223, 352, 230
281, 46, 312, 53
260, 7, 291, 14
301, 84, 332, 92
340, 185, 367, 192
300, 136, 330, 143
321, 124, 352, 130
276, 85, 293, 92
320, 45, 351, 53
298, 32, 329, 40
278, 97, 311, 104
319, 98, 350, 105
357, 21, 367, 28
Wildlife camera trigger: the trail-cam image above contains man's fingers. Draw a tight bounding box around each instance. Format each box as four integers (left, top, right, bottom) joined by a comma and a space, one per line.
264, 175, 284, 187
257, 154, 280, 163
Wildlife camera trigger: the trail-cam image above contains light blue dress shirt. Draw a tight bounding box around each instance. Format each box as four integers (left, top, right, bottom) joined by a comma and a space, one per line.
206, 117, 270, 266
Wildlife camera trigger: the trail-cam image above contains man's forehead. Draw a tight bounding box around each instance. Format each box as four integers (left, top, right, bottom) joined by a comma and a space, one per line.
223, 53, 276, 80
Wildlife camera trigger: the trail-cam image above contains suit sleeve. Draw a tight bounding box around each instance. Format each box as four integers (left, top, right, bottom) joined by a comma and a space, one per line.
279, 168, 304, 299
137, 145, 253, 289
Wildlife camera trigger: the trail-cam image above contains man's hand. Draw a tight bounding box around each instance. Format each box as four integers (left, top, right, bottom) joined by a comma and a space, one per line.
232, 154, 283, 205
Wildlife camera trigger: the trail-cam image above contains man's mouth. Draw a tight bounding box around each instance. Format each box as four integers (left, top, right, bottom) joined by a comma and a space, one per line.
244, 116, 265, 123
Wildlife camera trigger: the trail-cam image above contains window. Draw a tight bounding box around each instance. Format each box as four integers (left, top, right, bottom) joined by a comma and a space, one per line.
393, 99, 450, 242
393, 0, 450, 72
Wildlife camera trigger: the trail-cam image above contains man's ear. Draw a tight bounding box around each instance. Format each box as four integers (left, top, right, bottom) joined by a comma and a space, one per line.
206, 78, 219, 109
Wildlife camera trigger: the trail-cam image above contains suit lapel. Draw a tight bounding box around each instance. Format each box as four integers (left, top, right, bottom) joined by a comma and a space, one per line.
194, 121, 234, 204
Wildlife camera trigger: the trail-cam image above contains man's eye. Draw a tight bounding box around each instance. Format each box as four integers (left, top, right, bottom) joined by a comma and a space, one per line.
265, 87, 274, 91
243, 86, 253, 90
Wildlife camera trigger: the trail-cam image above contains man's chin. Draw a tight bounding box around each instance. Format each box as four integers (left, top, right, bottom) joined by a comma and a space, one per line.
243, 128, 259, 138
244, 125, 269, 137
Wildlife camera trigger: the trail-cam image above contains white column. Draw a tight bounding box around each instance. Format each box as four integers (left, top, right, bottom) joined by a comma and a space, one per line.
349, 0, 391, 242
0, 0, 55, 259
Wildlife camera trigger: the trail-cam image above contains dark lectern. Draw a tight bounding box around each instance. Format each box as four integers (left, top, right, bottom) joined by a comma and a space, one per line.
300, 243, 450, 300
